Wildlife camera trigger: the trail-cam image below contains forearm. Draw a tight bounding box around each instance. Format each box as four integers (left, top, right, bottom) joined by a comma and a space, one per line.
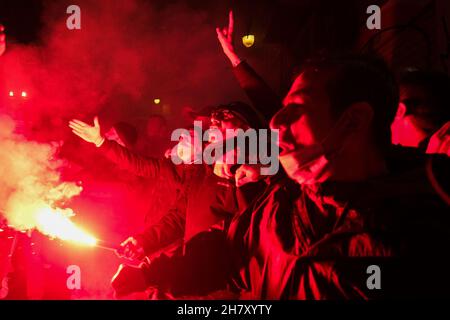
134, 207, 186, 255
226, 51, 243, 68
99, 139, 178, 180
232, 61, 282, 121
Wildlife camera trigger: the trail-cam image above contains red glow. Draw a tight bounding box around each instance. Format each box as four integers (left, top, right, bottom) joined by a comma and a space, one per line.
35, 206, 98, 246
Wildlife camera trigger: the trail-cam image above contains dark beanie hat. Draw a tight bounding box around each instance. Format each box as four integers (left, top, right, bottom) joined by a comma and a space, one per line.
213, 101, 268, 129
114, 122, 138, 147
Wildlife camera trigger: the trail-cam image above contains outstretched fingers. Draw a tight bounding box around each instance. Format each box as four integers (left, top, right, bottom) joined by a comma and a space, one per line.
68, 123, 88, 133
70, 119, 90, 127
71, 130, 86, 140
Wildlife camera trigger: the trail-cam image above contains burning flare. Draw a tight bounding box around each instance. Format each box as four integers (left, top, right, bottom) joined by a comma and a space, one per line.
0, 115, 96, 246
35, 206, 97, 246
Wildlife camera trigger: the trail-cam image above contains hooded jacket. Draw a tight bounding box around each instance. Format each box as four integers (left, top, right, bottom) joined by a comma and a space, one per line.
227, 149, 450, 299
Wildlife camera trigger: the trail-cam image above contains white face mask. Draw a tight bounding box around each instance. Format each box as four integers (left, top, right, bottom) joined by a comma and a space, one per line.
176, 132, 202, 164
278, 112, 349, 185
279, 144, 331, 185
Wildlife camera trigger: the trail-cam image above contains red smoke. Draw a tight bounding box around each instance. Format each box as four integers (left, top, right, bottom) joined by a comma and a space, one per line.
1, 0, 245, 139
0, 0, 250, 299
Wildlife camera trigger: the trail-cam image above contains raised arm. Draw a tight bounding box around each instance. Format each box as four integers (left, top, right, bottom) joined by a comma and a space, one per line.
216, 11, 282, 121
69, 118, 180, 181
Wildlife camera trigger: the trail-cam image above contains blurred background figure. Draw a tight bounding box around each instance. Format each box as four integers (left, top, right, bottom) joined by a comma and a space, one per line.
391, 70, 450, 152
135, 115, 169, 158
0, 24, 5, 56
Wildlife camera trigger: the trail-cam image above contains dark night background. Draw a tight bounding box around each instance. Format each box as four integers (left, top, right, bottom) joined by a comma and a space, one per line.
2, 0, 448, 100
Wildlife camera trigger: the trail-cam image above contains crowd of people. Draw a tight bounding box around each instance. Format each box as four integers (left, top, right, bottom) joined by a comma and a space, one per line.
66, 12, 450, 299
3, 9, 450, 299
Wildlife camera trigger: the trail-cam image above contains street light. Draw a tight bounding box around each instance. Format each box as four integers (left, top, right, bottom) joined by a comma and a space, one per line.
242, 34, 255, 48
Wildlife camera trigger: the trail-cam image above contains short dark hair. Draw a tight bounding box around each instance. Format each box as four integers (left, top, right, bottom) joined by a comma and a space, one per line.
212, 101, 268, 129
114, 122, 138, 147
301, 54, 399, 153
399, 69, 450, 129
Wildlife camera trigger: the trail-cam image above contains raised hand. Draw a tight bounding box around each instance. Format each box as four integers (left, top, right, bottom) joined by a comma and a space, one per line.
69, 117, 105, 147
216, 11, 241, 66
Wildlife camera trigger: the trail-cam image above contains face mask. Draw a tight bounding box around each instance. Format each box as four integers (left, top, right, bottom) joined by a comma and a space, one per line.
176, 132, 202, 164
279, 144, 331, 185
278, 112, 349, 185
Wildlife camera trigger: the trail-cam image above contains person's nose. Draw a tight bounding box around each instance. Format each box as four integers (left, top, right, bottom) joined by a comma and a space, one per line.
270, 104, 300, 131
270, 106, 301, 150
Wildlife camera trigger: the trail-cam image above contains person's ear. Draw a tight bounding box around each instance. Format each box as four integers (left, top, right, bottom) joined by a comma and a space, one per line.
394, 102, 407, 119
342, 102, 374, 134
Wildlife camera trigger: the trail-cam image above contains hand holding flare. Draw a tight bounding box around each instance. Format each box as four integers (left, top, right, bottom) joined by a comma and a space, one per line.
69, 117, 105, 147
116, 237, 146, 261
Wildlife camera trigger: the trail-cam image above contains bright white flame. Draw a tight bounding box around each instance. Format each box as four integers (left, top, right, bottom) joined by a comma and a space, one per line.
35, 206, 97, 246
21, 91, 27, 98
0, 115, 94, 247
9, 91, 14, 97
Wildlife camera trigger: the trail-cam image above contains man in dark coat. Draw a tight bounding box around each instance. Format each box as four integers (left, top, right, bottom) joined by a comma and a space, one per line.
69, 102, 269, 297
227, 55, 450, 299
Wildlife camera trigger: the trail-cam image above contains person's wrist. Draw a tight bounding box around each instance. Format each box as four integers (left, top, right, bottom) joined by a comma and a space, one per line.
227, 51, 242, 67
94, 136, 105, 147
